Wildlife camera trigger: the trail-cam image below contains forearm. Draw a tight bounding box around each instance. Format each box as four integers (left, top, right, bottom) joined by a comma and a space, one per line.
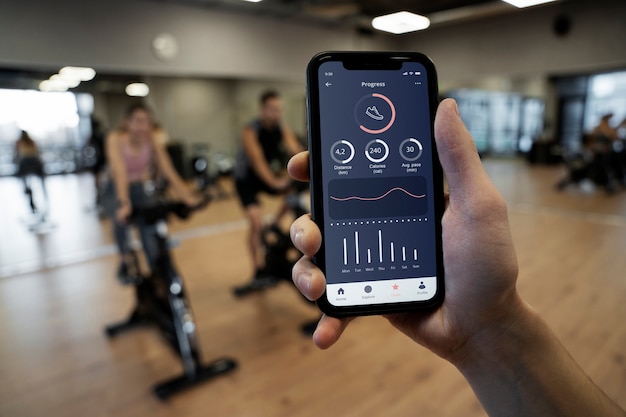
110, 166, 129, 203
250, 159, 280, 187
105, 132, 130, 204
452, 300, 624, 417
168, 174, 194, 200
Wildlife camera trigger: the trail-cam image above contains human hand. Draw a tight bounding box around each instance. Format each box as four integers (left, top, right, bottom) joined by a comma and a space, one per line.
272, 176, 291, 192
115, 201, 132, 224
288, 98, 521, 361
182, 194, 202, 208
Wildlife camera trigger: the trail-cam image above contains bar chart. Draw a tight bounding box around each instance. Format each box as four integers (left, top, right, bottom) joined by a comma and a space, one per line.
340, 228, 419, 267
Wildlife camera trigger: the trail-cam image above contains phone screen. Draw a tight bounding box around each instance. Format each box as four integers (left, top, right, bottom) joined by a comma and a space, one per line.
308, 53, 443, 315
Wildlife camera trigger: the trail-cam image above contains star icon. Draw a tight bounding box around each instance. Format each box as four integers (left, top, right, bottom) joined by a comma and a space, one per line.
392, 283, 399, 291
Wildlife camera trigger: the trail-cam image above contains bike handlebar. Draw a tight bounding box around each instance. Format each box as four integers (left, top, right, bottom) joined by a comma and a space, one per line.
129, 195, 211, 224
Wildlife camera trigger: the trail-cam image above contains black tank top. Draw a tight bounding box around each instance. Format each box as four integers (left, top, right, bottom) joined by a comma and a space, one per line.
235, 119, 283, 180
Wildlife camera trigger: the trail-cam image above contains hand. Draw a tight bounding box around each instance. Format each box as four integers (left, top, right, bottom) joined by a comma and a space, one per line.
182, 194, 202, 208
288, 99, 521, 361
115, 201, 132, 224
272, 176, 291, 192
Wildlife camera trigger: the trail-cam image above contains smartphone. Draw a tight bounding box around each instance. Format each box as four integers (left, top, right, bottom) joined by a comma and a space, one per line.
306, 51, 444, 317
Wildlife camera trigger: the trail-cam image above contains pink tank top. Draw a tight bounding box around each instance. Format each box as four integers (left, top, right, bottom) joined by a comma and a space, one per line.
123, 140, 153, 182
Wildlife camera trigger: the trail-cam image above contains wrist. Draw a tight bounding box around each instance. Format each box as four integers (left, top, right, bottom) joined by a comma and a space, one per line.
117, 199, 130, 208
448, 293, 535, 371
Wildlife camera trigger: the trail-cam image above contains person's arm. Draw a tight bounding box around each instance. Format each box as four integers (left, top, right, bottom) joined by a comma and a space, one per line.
288, 99, 625, 417
151, 137, 198, 205
14, 140, 20, 162
281, 125, 304, 156
104, 130, 131, 214
241, 126, 287, 190
453, 300, 625, 417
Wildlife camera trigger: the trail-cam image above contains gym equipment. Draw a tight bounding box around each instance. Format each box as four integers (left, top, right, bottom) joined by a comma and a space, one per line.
104, 198, 237, 400
233, 181, 310, 296
232, 182, 320, 334
190, 143, 232, 199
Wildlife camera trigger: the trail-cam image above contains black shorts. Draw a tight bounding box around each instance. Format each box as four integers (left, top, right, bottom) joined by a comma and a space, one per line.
235, 176, 280, 208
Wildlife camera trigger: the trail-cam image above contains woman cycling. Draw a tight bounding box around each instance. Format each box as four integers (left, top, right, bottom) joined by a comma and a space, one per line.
105, 103, 198, 283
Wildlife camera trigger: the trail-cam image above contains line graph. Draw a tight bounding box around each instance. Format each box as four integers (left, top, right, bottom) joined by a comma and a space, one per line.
330, 187, 426, 202
328, 176, 427, 220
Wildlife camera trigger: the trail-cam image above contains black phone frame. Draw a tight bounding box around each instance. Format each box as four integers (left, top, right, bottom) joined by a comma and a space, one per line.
306, 51, 445, 317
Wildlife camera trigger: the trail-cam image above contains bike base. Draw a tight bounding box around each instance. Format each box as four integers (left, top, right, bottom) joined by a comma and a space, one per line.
104, 309, 151, 337
232, 276, 280, 298
153, 357, 238, 400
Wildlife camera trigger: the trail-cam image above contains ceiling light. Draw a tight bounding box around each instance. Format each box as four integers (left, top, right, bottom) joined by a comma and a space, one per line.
60, 66, 96, 81
372, 11, 430, 35
51, 74, 81, 88
125, 83, 150, 97
243, 0, 262, 2
501, 0, 557, 8
39, 80, 68, 92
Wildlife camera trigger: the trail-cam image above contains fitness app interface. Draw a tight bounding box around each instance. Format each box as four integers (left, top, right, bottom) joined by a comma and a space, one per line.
317, 61, 438, 307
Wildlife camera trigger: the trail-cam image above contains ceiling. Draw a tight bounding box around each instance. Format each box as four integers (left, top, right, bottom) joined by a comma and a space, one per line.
0, 0, 558, 91
154, 0, 518, 31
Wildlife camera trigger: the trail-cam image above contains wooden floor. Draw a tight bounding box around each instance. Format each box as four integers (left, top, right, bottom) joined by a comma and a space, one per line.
0, 159, 625, 417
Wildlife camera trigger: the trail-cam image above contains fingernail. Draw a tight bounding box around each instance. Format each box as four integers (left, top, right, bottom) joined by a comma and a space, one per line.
295, 270, 311, 294
294, 230, 304, 248
451, 99, 460, 117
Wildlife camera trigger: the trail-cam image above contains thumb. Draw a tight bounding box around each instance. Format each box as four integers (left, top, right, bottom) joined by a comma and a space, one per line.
434, 98, 492, 201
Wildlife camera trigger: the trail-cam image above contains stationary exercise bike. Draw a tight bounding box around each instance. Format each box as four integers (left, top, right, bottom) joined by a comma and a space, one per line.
233, 181, 320, 334
104, 197, 237, 400
233, 181, 310, 297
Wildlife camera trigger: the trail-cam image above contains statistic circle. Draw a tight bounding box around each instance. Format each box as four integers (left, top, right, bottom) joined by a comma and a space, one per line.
399, 138, 423, 161
330, 140, 355, 164
354, 93, 396, 135
365, 139, 389, 163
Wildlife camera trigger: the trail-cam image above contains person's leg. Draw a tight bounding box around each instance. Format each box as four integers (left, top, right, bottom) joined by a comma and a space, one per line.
113, 182, 149, 284
137, 219, 159, 272
127, 182, 159, 276
244, 204, 265, 273
113, 219, 136, 283
233, 179, 279, 295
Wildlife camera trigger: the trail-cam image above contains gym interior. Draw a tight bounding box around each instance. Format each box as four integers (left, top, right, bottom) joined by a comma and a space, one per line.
0, 0, 625, 416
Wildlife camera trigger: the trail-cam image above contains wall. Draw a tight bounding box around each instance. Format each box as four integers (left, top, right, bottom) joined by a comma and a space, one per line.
400, 0, 626, 88
144, 77, 237, 154
0, 0, 393, 81
0, 0, 391, 154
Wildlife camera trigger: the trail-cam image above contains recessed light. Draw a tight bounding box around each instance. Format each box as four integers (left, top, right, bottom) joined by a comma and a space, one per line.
372, 11, 430, 35
126, 83, 150, 97
51, 74, 81, 88
501, 0, 557, 8
243, 0, 262, 2
60, 66, 96, 81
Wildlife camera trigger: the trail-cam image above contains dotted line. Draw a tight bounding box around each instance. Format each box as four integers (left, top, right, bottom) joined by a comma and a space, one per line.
330, 218, 428, 226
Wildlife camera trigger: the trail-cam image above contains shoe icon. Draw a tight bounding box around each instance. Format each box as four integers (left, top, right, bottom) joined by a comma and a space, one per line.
365, 106, 384, 121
